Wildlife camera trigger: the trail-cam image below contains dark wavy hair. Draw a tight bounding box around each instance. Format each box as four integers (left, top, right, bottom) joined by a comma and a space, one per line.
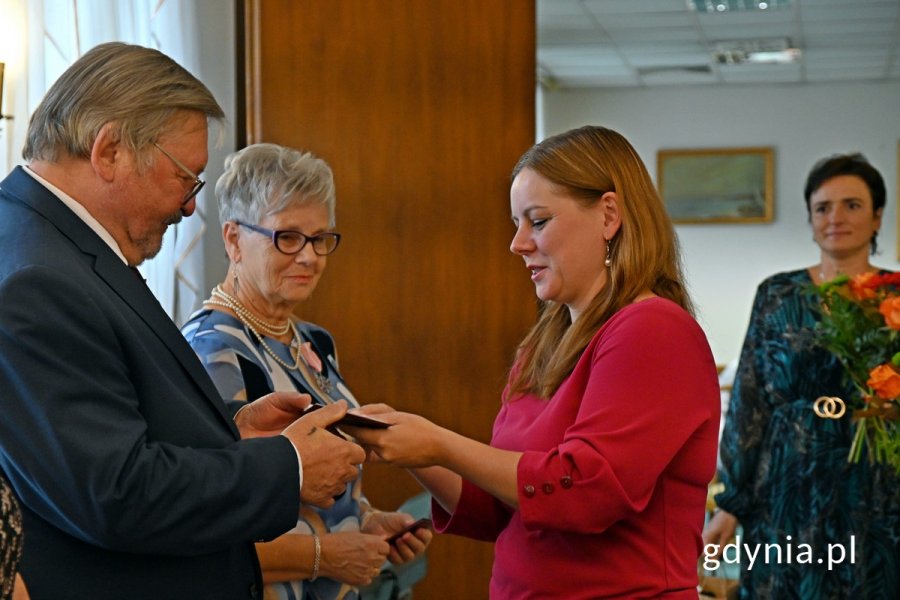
803, 153, 885, 255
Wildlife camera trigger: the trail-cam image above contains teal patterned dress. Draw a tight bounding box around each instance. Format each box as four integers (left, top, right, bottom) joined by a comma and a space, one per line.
716, 269, 899, 599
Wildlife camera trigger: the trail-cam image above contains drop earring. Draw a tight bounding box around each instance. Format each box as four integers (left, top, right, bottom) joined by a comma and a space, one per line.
604, 240, 612, 268
232, 268, 240, 296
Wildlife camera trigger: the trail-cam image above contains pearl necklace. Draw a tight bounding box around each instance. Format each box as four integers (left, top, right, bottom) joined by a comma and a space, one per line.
205, 286, 301, 371
209, 285, 291, 337
205, 287, 335, 395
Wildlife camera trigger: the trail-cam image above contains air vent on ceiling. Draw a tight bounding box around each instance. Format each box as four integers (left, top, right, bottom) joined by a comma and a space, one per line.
637, 65, 712, 77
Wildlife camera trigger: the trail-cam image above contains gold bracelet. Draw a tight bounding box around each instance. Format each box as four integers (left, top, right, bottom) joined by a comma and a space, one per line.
310, 534, 321, 581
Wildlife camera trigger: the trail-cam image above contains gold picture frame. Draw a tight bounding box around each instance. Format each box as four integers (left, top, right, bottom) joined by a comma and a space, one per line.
657, 146, 774, 224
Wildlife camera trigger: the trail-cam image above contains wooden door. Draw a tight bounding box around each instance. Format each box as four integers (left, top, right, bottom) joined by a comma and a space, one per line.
242, 1, 536, 596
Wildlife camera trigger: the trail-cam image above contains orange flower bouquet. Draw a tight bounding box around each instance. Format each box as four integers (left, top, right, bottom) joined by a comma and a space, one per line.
815, 272, 900, 473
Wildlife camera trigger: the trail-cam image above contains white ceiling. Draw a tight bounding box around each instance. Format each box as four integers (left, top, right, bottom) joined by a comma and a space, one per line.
537, 0, 900, 88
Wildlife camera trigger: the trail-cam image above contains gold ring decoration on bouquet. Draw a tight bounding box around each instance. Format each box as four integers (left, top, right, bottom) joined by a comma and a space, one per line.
813, 271, 900, 473
813, 396, 847, 419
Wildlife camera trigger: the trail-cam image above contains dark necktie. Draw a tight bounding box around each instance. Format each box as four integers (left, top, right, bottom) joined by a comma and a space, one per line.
129, 266, 148, 286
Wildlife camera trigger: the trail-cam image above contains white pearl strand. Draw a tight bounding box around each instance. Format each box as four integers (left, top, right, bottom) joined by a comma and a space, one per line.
209, 285, 290, 336
206, 285, 302, 371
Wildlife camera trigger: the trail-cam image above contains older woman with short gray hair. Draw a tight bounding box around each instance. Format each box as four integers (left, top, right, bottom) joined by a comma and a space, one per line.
215, 142, 336, 229
182, 143, 431, 600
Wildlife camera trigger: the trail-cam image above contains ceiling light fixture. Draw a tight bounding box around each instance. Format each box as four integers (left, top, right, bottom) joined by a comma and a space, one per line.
688, 0, 791, 13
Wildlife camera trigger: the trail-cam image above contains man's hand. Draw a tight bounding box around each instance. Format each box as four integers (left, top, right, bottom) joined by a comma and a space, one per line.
235, 391, 313, 439
281, 401, 366, 508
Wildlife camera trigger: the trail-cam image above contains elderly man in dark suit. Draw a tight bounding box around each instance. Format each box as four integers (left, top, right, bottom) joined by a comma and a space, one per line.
0, 42, 365, 600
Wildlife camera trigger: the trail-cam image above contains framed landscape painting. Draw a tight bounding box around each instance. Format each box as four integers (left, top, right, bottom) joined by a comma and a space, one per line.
657, 147, 774, 224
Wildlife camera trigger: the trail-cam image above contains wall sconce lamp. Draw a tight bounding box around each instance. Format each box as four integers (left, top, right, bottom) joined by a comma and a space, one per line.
0, 62, 13, 122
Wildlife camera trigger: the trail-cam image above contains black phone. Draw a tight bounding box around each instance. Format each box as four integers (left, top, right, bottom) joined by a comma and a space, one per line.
386, 518, 432, 545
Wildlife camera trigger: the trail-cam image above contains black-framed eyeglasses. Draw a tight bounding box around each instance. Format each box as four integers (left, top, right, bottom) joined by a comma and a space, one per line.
154, 143, 205, 204
236, 221, 342, 256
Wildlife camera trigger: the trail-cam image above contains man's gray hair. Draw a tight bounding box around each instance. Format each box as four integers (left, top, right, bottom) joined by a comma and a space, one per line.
24, 41, 224, 166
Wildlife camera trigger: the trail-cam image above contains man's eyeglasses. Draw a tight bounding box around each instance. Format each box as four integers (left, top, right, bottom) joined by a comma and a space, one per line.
154, 143, 205, 204
236, 222, 341, 256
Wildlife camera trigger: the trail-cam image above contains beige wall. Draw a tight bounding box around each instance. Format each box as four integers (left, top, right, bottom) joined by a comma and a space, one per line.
543, 81, 900, 364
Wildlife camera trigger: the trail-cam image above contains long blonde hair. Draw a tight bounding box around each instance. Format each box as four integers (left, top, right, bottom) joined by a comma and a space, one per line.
507, 126, 693, 400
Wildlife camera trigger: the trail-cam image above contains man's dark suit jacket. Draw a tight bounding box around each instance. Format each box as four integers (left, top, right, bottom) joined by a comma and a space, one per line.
0, 167, 300, 599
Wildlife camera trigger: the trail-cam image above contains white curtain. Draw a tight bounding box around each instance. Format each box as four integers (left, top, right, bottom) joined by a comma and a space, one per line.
2, 0, 210, 324
0, 0, 30, 171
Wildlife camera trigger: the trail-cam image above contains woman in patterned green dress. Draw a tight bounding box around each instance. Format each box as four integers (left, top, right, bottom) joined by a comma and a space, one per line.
705, 154, 899, 599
